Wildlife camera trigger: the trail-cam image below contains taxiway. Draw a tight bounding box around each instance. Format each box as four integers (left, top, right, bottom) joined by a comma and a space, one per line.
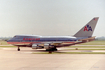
0, 47, 105, 70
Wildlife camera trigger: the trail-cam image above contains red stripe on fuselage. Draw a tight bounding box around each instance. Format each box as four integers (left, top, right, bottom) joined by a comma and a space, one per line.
7, 41, 75, 45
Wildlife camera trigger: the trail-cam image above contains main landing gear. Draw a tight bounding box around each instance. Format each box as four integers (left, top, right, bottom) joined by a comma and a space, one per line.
17, 46, 20, 51
46, 47, 57, 51
46, 47, 57, 53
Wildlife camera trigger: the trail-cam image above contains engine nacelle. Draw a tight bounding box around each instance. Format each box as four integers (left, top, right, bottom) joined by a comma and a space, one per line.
44, 44, 49, 49
44, 44, 54, 49
32, 44, 43, 49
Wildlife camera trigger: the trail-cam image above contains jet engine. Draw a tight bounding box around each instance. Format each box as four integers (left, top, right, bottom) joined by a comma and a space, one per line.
44, 44, 54, 49
32, 44, 43, 49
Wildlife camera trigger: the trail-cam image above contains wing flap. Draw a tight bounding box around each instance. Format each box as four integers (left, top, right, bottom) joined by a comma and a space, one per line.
78, 36, 95, 42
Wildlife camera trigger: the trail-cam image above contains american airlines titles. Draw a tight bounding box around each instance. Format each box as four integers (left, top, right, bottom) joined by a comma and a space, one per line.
23, 38, 40, 40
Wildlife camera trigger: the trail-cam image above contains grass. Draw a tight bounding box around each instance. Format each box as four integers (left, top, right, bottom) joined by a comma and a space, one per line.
78, 40, 105, 45
0, 46, 16, 47
0, 40, 9, 45
66, 49, 105, 50
69, 46, 105, 48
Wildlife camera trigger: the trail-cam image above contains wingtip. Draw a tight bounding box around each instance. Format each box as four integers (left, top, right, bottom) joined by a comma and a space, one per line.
93, 17, 99, 20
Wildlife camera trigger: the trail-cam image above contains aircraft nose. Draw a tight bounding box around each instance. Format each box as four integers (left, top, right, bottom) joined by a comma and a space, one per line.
7, 40, 9, 42
7, 39, 11, 42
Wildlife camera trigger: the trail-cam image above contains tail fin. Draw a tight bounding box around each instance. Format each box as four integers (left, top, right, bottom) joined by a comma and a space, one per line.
74, 17, 99, 37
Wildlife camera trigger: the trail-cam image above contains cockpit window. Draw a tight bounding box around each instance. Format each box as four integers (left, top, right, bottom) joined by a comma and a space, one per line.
13, 36, 18, 38
14, 36, 16, 37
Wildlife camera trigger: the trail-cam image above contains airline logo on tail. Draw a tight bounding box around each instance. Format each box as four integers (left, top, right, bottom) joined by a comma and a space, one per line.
84, 25, 92, 31
94, 18, 97, 20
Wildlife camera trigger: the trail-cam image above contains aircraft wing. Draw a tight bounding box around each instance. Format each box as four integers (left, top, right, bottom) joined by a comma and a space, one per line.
55, 36, 96, 47
78, 36, 95, 43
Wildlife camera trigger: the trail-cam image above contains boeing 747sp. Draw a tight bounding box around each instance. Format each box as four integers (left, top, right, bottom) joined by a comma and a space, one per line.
7, 17, 99, 51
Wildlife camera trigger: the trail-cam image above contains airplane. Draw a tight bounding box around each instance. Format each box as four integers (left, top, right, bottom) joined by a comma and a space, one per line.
7, 17, 99, 51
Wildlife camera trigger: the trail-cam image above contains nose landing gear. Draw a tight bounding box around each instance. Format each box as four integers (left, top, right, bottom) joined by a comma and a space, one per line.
17, 46, 20, 51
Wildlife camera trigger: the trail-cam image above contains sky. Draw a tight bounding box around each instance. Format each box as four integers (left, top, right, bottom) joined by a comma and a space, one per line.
0, 0, 105, 37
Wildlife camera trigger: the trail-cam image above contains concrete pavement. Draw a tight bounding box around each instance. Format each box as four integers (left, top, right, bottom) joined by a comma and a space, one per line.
0, 47, 105, 70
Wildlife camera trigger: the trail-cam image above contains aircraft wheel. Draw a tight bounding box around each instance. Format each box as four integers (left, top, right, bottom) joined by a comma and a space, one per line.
54, 48, 57, 51
46, 49, 49, 51
46, 49, 52, 51
53, 47, 57, 51
18, 47, 20, 51
46, 47, 57, 51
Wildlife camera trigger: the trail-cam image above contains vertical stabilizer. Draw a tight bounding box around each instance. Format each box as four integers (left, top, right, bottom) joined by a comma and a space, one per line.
74, 17, 99, 37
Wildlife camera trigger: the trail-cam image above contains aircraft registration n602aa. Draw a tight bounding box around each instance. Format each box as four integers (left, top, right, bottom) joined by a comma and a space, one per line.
7, 17, 99, 51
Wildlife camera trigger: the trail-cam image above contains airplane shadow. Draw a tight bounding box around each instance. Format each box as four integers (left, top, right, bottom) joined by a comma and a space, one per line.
6, 48, 93, 53
21, 49, 68, 53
